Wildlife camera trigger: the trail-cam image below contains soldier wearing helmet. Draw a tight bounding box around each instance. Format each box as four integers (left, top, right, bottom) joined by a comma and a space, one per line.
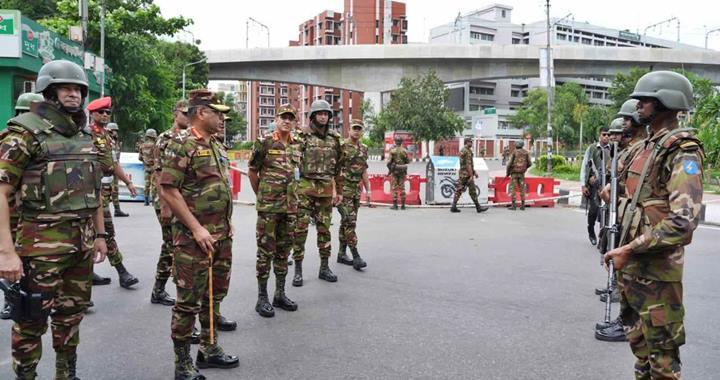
86, 96, 139, 290
138, 128, 158, 205
387, 135, 410, 209
291, 99, 344, 286
603, 71, 704, 379
505, 140, 531, 210
0, 60, 111, 379
13, 93, 45, 116
580, 125, 611, 246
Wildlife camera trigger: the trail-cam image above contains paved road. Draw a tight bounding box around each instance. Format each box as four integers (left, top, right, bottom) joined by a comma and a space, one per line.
0, 202, 718, 379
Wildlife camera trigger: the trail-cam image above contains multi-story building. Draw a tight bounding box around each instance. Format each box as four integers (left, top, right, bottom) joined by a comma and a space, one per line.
245, 0, 407, 140
429, 3, 701, 154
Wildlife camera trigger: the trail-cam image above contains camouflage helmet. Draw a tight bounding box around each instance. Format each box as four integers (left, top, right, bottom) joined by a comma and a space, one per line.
309, 99, 332, 119
145, 128, 157, 138
616, 99, 641, 125
515, 140, 524, 149
608, 118, 624, 134
629, 71, 693, 111
394, 136, 404, 145
106, 123, 119, 131
35, 60, 89, 98
15, 92, 45, 111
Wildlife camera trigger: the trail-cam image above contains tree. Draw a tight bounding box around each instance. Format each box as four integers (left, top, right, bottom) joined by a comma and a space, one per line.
608, 68, 649, 109
216, 91, 246, 145
0, 0, 57, 19
375, 71, 465, 152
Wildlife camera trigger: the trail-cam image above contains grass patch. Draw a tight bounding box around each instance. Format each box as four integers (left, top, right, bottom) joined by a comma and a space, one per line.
529, 164, 581, 182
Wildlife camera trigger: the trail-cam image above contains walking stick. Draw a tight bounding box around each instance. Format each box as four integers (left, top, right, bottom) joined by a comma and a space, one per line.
208, 248, 214, 345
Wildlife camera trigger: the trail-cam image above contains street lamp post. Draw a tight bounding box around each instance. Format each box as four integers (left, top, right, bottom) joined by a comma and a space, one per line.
246, 17, 270, 48
182, 58, 207, 99
705, 28, 720, 49
544, 0, 554, 173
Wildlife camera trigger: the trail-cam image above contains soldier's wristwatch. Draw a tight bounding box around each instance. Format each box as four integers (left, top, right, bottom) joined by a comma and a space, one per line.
95, 233, 109, 239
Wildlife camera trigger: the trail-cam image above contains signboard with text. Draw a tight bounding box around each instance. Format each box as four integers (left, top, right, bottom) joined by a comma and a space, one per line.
0, 10, 21, 57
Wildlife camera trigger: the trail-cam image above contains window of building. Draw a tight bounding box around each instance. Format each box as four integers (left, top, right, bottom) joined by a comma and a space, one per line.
592, 92, 603, 99
375, 35, 379, 43
326, 20, 333, 29
325, 95, 333, 104
259, 118, 270, 126
501, 9, 507, 18
511, 90, 520, 97
581, 38, 591, 45
376, 20, 379, 28
280, 87, 288, 96
557, 33, 566, 40
594, 40, 604, 46
259, 97, 275, 106
402, 35, 407, 44
469, 104, 480, 111
512, 38, 520, 44
470, 32, 495, 41
260, 108, 275, 117
326, 35, 334, 44
259, 86, 275, 95
281, 97, 288, 105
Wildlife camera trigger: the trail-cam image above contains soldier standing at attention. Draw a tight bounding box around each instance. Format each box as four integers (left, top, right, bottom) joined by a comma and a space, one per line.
450, 137, 486, 213
506, 140, 531, 210
87, 97, 139, 289
0, 60, 109, 380
105, 122, 129, 217
0, 93, 44, 321
387, 136, 409, 210
139, 129, 158, 206
580, 126, 611, 245
149, 101, 189, 308
336, 119, 371, 270
161, 89, 238, 379
248, 104, 301, 318
291, 99, 343, 287
604, 71, 703, 380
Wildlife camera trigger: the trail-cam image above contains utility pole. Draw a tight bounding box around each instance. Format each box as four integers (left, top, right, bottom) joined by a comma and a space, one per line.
705, 28, 720, 49
79, 0, 88, 50
545, 0, 554, 173
182, 58, 207, 99
99, 0, 106, 96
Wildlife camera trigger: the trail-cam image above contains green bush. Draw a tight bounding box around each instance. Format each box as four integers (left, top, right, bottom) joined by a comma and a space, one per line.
233, 141, 254, 150
536, 154, 567, 170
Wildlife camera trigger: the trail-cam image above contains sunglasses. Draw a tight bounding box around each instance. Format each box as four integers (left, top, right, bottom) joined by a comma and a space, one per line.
601, 133, 609, 136
280, 114, 296, 121
97, 110, 112, 115
351, 126, 363, 131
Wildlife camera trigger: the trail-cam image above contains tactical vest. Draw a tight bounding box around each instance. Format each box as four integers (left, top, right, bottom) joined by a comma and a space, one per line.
389, 147, 408, 175
342, 142, 367, 183
511, 150, 530, 173
141, 140, 156, 168
300, 131, 340, 181
9, 113, 102, 221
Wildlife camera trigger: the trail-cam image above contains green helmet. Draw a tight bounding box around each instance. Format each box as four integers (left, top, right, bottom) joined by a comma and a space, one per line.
35, 60, 89, 98
15, 92, 45, 111
145, 129, 157, 138
608, 118, 624, 134
106, 123, 119, 131
616, 99, 641, 125
515, 140, 524, 149
309, 99, 332, 119
394, 136, 403, 145
629, 71, 693, 111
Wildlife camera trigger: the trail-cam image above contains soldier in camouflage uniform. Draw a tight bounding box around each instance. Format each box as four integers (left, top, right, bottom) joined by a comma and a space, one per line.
105, 122, 129, 217
87, 97, 140, 289
580, 126, 611, 246
387, 136, 409, 210
0, 93, 45, 321
336, 119, 371, 270
139, 129, 158, 206
506, 140, 531, 210
291, 99, 344, 286
248, 104, 301, 318
160, 89, 238, 379
604, 71, 703, 380
450, 137, 486, 213
0, 60, 109, 380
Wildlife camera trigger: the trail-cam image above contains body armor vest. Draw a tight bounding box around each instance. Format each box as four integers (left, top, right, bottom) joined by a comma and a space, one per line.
301, 130, 340, 181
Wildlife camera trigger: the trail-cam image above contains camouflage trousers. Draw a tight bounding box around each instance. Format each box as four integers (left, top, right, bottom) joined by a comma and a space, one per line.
293, 195, 333, 262
619, 273, 685, 380
111, 176, 121, 209
256, 212, 296, 282
102, 185, 123, 267
171, 237, 233, 347
390, 174, 406, 203
144, 170, 155, 203
337, 188, 361, 248
508, 173, 526, 203
12, 249, 93, 376
153, 209, 174, 282
452, 175, 478, 203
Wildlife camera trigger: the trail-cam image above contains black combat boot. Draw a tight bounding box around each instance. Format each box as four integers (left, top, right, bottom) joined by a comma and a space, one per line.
588, 226, 598, 246
594, 321, 627, 342
520, 200, 526, 211
391, 201, 398, 210
595, 287, 609, 295
272, 276, 298, 312
174, 341, 205, 380
15, 364, 37, 380
196, 345, 239, 369
336, 243, 353, 265
144, 199, 150, 206
151, 278, 175, 306
450, 199, 461, 213
318, 258, 338, 282
509, 200, 517, 211
114, 263, 139, 289
114, 209, 129, 217
400, 201, 406, 210
595, 316, 622, 331
350, 246, 367, 271
56, 350, 80, 380
255, 281, 275, 318
599, 288, 620, 303
216, 314, 237, 331
292, 261, 303, 287
1, 301, 11, 320
473, 199, 488, 213
92, 272, 111, 286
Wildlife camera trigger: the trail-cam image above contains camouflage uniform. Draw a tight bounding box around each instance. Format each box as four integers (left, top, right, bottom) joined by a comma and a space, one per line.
338, 139, 368, 250
138, 136, 157, 203
506, 147, 531, 208
0, 101, 110, 378
160, 126, 233, 349
250, 131, 300, 280
452, 145, 479, 204
388, 145, 409, 206
110, 135, 122, 210
153, 129, 179, 284
292, 122, 343, 265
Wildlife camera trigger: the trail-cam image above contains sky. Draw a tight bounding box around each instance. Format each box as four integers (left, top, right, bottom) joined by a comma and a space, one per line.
153, 0, 720, 51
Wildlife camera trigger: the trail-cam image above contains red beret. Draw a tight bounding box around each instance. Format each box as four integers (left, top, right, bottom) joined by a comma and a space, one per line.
87, 96, 112, 112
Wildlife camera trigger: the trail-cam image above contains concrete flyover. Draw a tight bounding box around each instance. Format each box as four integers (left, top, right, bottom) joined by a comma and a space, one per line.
206, 44, 720, 92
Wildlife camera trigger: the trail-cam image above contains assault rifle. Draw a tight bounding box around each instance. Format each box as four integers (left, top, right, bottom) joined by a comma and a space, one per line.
599, 141, 620, 327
